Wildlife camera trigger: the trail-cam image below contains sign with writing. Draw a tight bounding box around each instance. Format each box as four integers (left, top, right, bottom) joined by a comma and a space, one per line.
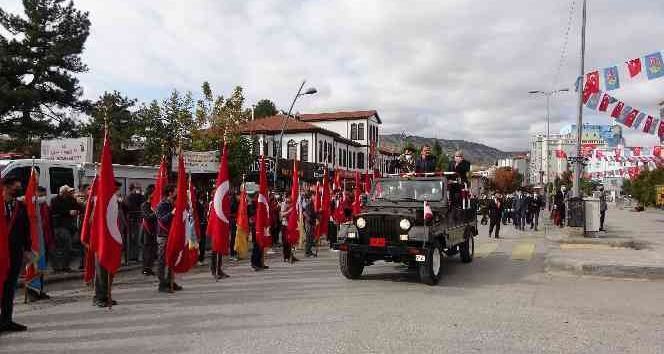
40, 137, 93, 164
173, 151, 220, 174
249, 157, 276, 173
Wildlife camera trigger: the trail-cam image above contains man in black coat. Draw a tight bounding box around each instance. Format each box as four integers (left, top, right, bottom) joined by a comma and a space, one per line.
1, 177, 31, 332
487, 193, 504, 238
155, 185, 182, 292
447, 150, 471, 184
415, 145, 436, 173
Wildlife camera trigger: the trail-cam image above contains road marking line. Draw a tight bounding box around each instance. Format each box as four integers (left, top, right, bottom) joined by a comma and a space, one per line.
560, 244, 626, 250
475, 243, 498, 258
511, 242, 535, 261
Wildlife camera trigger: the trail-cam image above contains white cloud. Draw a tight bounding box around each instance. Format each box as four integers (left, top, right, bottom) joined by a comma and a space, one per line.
2, 0, 664, 150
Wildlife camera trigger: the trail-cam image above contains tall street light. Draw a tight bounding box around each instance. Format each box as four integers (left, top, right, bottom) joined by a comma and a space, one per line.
273, 80, 317, 186
573, 0, 588, 200
529, 89, 569, 189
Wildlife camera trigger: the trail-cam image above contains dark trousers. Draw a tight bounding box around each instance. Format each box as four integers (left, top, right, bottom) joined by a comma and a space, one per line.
531, 210, 540, 230
489, 217, 501, 238
281, 225, 291, 260
51, 227, 73, 271
328, 221, 337, 247
1, 250, 22, 325
304, 222, 315, 255
251, 230, 262, 267
142, 229, 157, 270
229, 218, 237, 257
600, 210, 606, 230
210, 251, 223, 274
94, 259, 110, 302
157, 237, 171, 286
198, 234, 207, 263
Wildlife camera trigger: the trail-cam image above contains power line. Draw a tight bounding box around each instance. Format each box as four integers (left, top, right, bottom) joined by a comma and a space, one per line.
553, 0, 577, 89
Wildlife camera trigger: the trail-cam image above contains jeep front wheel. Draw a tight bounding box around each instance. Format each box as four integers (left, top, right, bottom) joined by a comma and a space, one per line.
419, 244, 443, 285
340, 251, 364, 279
460, 236, 474, 263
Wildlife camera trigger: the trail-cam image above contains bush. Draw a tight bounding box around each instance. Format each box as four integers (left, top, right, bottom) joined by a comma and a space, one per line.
623, 168, 664, 206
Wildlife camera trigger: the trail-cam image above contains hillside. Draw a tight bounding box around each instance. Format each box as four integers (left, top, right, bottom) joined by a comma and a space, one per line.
379, 134, 524, 166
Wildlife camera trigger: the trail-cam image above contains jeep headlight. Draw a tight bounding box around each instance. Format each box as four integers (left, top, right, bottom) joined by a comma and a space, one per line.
399, 218, 411, 230
347, 232, 357, 239
356, 217, 366, 229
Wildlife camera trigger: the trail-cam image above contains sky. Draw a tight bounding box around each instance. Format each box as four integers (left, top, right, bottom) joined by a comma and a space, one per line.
2, 0, 664, 151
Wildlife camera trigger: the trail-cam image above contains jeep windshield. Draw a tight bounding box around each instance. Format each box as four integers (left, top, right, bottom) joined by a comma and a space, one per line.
372, 179, 444, 201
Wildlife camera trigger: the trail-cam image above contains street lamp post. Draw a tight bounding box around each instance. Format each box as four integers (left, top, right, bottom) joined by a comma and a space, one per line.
528, 88, 569, 202
573, 0, 588, 200
273, 80, 317, 186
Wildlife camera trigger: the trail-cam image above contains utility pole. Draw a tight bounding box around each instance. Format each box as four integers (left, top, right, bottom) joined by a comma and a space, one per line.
573, 0, 587, 199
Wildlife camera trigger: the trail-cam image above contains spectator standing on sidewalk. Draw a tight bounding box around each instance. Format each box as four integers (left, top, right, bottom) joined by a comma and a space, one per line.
50, 185, 82, 272
553, 186, 567, 228
597, 185, 608, 231
124, 184, 145, 263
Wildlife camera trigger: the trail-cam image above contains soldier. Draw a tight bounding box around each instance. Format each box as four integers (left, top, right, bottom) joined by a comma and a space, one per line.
156, 185, 182, 292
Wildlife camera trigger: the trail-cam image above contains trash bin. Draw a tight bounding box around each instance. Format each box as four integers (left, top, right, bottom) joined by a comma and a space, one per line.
584, 197, 600, 233
567, 197, 585, 227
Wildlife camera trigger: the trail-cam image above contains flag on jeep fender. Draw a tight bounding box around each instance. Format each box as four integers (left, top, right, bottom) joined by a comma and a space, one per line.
424, 201, 433, 220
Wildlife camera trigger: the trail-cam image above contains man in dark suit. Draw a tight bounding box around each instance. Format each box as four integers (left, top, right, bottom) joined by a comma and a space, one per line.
1, 177, 31, 332
487, 193, 503, 238
415, 145, 436, 173
447, 150, 471, 184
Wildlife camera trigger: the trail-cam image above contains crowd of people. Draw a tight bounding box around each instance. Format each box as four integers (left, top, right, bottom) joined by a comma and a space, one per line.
478, 191, 545, 238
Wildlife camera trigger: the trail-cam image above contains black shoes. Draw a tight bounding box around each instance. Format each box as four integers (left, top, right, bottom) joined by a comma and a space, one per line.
0, 321, 28, 332
142, 268, 155, 276
158, 282, 182, 292
93, 299, 118, 308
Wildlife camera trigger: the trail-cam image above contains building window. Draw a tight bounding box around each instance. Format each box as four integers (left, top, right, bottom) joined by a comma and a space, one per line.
262, 139, 269, 157
339, 148, 342, 165
358, 123, 364, 140
287, 140, 297, 160
343, 150, 347, 167
252, 136, 259, 156
273, 139, 280, 158
318, 141, 323, 162
350, 123, 358, 140
357, 152, 365, 169
352, 152, 356, 168
300, 140, 309, 162
329, 144, 333, 163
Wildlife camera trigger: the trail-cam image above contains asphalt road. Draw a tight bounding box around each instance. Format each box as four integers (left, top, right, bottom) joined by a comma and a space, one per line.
2, 223, 664, 354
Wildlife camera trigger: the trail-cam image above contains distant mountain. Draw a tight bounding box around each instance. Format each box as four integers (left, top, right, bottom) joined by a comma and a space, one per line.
379, 134, 525, 166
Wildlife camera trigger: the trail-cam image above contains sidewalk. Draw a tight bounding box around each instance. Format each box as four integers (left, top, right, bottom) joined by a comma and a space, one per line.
544, 205, 664, 280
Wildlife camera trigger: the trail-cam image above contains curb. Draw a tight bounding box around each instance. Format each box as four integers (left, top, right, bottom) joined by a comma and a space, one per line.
545, 256, 664, 280
18, 264, 144, 287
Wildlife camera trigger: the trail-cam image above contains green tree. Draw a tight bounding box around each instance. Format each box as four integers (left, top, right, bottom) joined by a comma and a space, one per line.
253, 99, 278, 119
431, 140, 450, 170
81, 91, 139, 164
0, 0, 91, 147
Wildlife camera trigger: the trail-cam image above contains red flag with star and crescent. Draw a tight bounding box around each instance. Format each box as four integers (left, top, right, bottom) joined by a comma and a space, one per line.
151, 157, 168, 210
165, 155, 190, 273
255, 156, 272, 248
23, 168, 40, 282
170, 178, 200, 273
80, 178, 98, 283
352, 171, 362, 216
287, 160, 300, 246
92, 133, 123, 274
207, 143, 230, 255
319, 170, 331, 239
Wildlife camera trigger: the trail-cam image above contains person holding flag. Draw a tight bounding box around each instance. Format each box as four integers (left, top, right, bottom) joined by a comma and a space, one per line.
23, 168, 51, 301
156, 183, 179, 293
283, 160, 300, 263
140, 184, 157, 276
207, 143, 231, 280
234, 183, 249, 260
1, 177, 32, 332
253, 156, 271, 271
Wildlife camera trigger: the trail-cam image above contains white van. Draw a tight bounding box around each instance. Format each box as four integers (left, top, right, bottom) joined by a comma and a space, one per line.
0, 159, 158, 198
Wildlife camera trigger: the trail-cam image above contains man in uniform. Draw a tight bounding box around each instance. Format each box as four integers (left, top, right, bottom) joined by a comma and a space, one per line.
1, 177, 31, 332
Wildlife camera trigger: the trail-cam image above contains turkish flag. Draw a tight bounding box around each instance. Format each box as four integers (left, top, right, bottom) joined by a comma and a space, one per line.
624, 109, 639, 127
632, 147, 641, 157
582, 71, 600, 103
80, 178, 98, 283
424, 201, 433, 220
654, 146, 662, 157
165, 155, 188, 272
352, 171, 362, 216
93, 135, 123, 274
598, 94, 611, 112
255, 156, 272, 248
643, 116, 654, 133
0, 186, 9, 302
610, 101, 625, 119
286, 160, 300, 246
151, 158, 168, 210
333, 170, 342, 191
314, 182, 322, 240
364, 173, 371, 195
170, 178, 200, 273
23, 168, 40, 282
319, 170, 331, 238
627, 58, 642, 78
207, 143, 230, 255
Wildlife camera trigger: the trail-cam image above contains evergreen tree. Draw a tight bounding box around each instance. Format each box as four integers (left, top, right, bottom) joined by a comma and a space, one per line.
0, 0, 91, 146
253, 99, 278, 119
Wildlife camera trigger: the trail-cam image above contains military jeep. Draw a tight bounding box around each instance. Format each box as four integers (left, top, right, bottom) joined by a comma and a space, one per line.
334, 174, 478, 285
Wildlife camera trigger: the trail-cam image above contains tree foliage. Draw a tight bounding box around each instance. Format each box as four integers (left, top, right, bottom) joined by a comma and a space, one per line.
0, 0, 91, 146
489, 167, 523, 193
622, 167, 664, 206
253, 99, 278, 119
